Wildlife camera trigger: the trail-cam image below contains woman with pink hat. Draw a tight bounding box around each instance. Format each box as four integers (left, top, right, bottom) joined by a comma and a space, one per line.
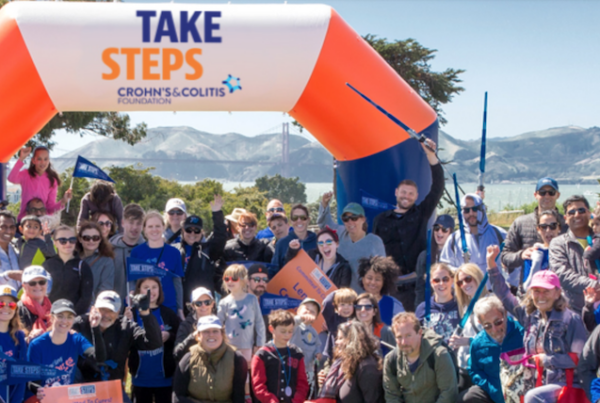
486, 245, 587, 403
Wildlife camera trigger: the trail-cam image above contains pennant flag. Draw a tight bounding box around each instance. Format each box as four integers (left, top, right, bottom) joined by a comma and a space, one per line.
360, 189, 396, 211
127, 257, 180, 282
259, 292, 303, 316
0, 353, 69, 385
72, 156, 114, 183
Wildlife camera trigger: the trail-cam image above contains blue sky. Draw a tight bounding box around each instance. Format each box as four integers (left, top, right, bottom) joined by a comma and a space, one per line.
52, 0, 600, 154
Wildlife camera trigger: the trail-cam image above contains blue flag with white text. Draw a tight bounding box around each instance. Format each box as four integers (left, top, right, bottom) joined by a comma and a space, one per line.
73, 155, 114, 183
127, 257, 179, 282
259, 293, 302, 316
0, 353, 68, 385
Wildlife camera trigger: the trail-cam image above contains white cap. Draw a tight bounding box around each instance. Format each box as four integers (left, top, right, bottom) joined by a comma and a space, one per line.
95, 291, 122, 313
191, 287, 213, 302
196, 315, 223, 333
165, 198, 187, 214
22, 266, 52, 284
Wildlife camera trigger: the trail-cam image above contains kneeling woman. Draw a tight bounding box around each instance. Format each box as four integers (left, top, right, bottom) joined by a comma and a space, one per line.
0, 286, 27, 403
173, 315, 248, 403
28, 299, 105, 401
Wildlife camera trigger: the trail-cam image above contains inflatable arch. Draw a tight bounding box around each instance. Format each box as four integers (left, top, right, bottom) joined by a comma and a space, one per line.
0, 2, 438, 225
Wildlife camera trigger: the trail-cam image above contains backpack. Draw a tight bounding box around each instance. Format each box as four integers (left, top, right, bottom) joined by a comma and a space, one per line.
426, 339, 460, 381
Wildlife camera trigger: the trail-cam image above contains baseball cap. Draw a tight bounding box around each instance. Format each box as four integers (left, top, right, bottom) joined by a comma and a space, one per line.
51, 299, 77, 315
434, 215, 455, 230
196, 315, 223, 333
300, 298, 321, 316
22, 265, 52, 284
95, 291, 122, 313
0, 286, 18, 301
248, 263, 268, 277
184, 215, 203, 229
342, 202, 365, 217
536, 178, 559, 192
191, 287, 213, 302
529, 270, 561, 290
165, 198, 187, 214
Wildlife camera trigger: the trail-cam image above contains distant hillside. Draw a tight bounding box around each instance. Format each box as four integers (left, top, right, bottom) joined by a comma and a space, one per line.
53, 125, 600, 183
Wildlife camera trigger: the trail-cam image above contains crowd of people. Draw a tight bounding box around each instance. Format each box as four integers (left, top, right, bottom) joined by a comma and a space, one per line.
2, 141, 600, 403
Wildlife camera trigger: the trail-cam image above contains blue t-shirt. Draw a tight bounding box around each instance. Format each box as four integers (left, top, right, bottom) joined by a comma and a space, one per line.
27, 332, 92, 387
0, 330, 27, 403
130, 243, 184, 313
523, 249, 549, 284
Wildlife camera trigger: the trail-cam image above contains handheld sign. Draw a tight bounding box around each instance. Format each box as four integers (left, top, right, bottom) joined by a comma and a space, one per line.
453, 173, 470, 263
425, 229, 432, 323
126, 257, 179, 282
0, 353, 69, 385
478, 92, 488, 192
260, 293, 303, 316
41, 380, 123, 403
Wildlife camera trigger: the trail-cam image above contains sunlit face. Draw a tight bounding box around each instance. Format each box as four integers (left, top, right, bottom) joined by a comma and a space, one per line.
564, 201, 591, 232
335, 302, 354, 318
238, 219, 257, 242
462, 198, 479, 227
23, 276, 48, 301
198, 328, 223, 352
290, 208, 309, 234
80, 228, 102, 253
96, 214, 113, 239
122, 218, 143, 243
342, 214, 366, 236
193, 295, 214, 318
0, 296, 16, 323
144, 216, 164, 242
362, 269, 384, 297
224, 274, 243, 294
54, 228, 76, 256
0, 216, 16, 246
532, 287, 561, 313
248, 273, 268, 297
271, 323, 295, 346
167, 208, 186, 228
269, 218, 289, 240
21, 220, 42, 241
395, 184, 418, 210
183, 226, 203, 245
394, 322, 422, 356
297, 302, 318, 319
479, 309, 507, 344
139, 279, 160, 305
355, 298, 376, 325
27, 200, 46, 217
32, 149, 50, 174
534, 185, 560, 212
52, 312, 75, 334
457, 270, 478, 298
98, 307, 119, 330
431, 267, 453, 300
335, 330, 347, 348
591, 216, 600, 235
536, 214, 560, 246
317, 233, 338, 261
433, 225, 452, 247
265, 200, 284, 220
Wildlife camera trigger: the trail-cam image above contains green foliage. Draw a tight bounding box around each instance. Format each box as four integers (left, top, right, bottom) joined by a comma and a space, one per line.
255, 175, 307, 204
7, 201, 20, 218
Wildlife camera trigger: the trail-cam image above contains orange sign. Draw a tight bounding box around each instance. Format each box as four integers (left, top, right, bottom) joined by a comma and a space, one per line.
267, 249, 338, 331
41, 380, 123, 403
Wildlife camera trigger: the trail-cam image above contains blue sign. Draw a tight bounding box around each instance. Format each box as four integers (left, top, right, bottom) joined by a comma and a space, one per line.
259, 292, 302, 316
73, 155, 114, 183
127, 257, 179, 281
0, 353, 68, 385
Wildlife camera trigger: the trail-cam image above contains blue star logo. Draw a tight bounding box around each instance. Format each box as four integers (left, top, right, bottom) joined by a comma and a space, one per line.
222, 74, 242, 93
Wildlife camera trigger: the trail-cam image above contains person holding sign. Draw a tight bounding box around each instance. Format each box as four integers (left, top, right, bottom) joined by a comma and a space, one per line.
0, 286, 27, 403
130, 210, 185, 318
27, 299, 106, 401
8, 146, 72, 222
173, 315, 248, 403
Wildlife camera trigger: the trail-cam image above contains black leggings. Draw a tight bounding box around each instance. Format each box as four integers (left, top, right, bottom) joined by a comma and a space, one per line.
458, 385, 495, 403
132, 385, 172, 403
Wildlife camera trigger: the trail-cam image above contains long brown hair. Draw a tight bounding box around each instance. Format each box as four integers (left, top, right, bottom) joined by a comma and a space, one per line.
76, 221, 115, 259
27, 146, 61, 187
454, 264, 488, 315
91, 211, 117, 239
334, 321, 381, 380
355, 293, 382, 326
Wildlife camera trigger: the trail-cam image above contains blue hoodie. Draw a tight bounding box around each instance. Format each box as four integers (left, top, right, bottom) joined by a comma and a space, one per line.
270, 231, 317, 277
468, 315, 525, 403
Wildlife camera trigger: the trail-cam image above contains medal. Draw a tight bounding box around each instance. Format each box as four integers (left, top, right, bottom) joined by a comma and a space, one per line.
285, 387, 292, 397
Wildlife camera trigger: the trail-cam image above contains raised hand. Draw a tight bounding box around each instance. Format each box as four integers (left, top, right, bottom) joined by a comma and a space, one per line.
289, 239, 301, 250
19, 147, 31, 162
321, 191, 333, 208
486, 245, 500, 269
89, 306, 102, 328
210, 195, 224, 212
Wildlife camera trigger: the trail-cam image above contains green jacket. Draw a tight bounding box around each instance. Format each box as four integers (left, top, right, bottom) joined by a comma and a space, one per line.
383, 329, 457, 403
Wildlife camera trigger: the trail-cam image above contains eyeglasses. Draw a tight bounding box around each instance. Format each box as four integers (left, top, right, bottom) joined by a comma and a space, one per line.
250, 277, 269, 283
27, 279, 48, 287
538, 223, 558, 231
238, 223, 256, 229
567, 207, 587, 216
482, 318, 505, 331
267, 207, 285, 213
342, 215, 361, 222
354, 304, 374, 311
462, 206, 480, 214
193, 300, 213, 307
81, 235, 101, 242
456, 276, 474, 288
56, 237, 77, 245
432, 276, 451, 284
185, 228, 201, 234
28, 207, 46, 214
537, 190, 557, 197
0, 302, 17, 310
223, 276, 239, 282
433, 225, 451, 233
317, 239, 334, 246
168, 210, 185, 216
291, 215, 308, 222
97, 220, 113, 228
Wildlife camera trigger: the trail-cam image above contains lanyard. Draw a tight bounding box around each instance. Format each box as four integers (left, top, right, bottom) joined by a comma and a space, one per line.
273, 343, 291, 395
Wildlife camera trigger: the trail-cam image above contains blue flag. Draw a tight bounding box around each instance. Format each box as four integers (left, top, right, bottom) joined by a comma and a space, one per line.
73, 156, 114, 183
360, 189, 396, 211
259, 293, 302, 316
127, 257, 179, 282
0, 353, 68, 385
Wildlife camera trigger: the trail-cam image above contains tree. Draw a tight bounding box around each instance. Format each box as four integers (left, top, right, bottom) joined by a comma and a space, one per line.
255, 175, 307, 204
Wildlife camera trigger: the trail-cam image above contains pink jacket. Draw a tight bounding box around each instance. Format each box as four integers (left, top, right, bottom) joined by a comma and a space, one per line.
8, 159, 62, 221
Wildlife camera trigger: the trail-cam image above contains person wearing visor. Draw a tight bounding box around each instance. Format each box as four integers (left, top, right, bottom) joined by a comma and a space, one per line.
0, 285, 27, 403
173, 315, 248, 403
174, 287, 217, 362
164, 198, 187, 244
318, 196, 386, 293
173, 195, 227, 305
17, 265, 52, 338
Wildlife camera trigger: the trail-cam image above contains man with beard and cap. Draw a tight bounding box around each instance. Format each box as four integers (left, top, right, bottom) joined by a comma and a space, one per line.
248, 263, 272, 341
440, 194, 506, 273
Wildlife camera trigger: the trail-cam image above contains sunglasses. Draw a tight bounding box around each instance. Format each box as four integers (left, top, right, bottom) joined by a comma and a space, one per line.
433, 225, 451, 233
317, 239, 334, 246
267, 207, 285, 213
193, 300, 213, 307
432, 276, 451, 284
223, 276, 239, 283
238, 223, 256, 229
482, 318, 505, 331
56, 237, 77, 245
537, 190, 556, 197
185, 228, 201, 234
81, 235, 101, 242
291, 215, 308, 222
462, 206, 480, 214
456, 276, 474, 288
97, 220, 113, 228
28, 207, 46, 214
538, 222, 558, 231
168, 210, 185, 216
354, 304, 374, 311
27, 279, 47, 287
0, 302, 17, 310
567, 207, 587, 216
250, 277, 269, 283
342, 215, 361, 222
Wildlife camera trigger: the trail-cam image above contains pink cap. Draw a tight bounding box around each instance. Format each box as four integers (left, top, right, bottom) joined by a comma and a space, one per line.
529, 270, 561, 290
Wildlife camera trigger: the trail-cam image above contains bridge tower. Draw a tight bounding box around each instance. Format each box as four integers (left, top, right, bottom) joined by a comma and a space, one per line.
281, 122, 289, 177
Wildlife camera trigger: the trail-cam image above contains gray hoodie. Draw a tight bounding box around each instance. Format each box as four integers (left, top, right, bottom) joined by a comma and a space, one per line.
83, 251, 115, 300
110, 233, 145, 304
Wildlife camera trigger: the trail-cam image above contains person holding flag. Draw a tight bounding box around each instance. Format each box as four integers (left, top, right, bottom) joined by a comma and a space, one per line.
77, 180, 123, 233
0, 285, 27, 403
66, 155, 116, 214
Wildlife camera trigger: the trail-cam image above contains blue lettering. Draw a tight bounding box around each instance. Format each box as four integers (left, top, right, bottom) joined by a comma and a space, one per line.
154, 11, 178, 43
279, 288, 288, 297
144, 88, 153, 97
292, 282, 308, 299
136, 11, 156, 43
126, 88, 134, 97
219, 88, 225, 97
134, 88, 143, 97
153, 88, 162, 97
205, 11, 222, 43
182, 88, 189, 97
180, 11, 202, 43
190, 88, 198, 96
165, 88, 171, 97
118, 88, 126, 97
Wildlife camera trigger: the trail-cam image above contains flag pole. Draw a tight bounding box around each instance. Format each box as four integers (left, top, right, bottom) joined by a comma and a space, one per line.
65, 175, 74, 213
